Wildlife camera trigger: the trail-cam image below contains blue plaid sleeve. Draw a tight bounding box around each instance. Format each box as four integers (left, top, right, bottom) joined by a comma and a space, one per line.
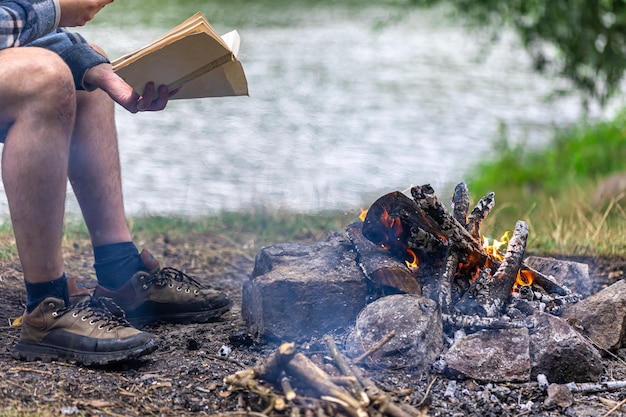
0, 0, 58, 48
1, 0, 108, 91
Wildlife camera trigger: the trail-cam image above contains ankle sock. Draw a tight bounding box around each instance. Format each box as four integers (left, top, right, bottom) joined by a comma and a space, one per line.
25, 274, 68, 312
94, 242, 144, 290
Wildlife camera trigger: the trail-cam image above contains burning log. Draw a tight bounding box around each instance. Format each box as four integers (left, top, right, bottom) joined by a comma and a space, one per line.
455, 221, 529, 317
451, 182, 470, 226
439, 251, 459, 313
466, 191, 495, 241
410, 184, 482, 252
410, 184, 492, 271
359, 183, 567, 339
361, 191, 447, 262
346, 221, 420, 295
519, 264, 569, 296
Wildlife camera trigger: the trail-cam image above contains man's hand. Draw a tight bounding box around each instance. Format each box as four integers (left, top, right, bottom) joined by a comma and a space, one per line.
85, 63, 176, 113
58, 0, 115, 27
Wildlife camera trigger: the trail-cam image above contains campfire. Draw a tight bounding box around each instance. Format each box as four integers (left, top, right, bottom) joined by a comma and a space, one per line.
236, 182, 614, 416
352, 183, 580, 328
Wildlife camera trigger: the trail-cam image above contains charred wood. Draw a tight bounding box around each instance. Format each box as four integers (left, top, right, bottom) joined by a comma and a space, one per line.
406, 226, 446, 258
455, 221, 529, 317
451, 182, 470, 226
519, 264, 569, 296
362, 191, 447, 262
410, 184, 491, 271
346, 222, 420, 295
442, 313, 531, 331
439, 250, 459, 313
466, 192, 495, 241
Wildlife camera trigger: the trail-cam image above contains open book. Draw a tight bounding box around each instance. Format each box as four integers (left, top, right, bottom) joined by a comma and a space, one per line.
112, 12, 248, 100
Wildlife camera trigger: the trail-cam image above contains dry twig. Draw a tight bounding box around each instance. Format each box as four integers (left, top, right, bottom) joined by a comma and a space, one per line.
353, 331, 396, 364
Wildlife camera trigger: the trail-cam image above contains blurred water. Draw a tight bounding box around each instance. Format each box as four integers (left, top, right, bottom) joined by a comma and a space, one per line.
8, 2, 616, 217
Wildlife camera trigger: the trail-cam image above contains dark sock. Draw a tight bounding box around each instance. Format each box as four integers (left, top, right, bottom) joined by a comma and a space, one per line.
25, 274, 68, 313
94, 242, 143, 290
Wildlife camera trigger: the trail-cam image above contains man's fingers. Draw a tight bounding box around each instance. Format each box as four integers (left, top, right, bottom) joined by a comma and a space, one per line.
137, 83, 170, 111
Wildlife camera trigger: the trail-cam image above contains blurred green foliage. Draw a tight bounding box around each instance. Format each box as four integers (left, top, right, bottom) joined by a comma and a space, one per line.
410, 0, 626, 107
468, 109, 626, 198
465, 110, 626, 254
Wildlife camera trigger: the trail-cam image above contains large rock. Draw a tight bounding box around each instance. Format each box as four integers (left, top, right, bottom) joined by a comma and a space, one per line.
242, 232, 368, 341
345, 294, 443, 371
528, 312, 603, 383
561, 279, 626, 351
444, 328, 531, 383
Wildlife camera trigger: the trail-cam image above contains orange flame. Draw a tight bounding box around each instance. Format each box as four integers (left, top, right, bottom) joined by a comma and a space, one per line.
405, 249, 419, 272
363, 207, 419, 273
482, 231, 511, 261
516, 269, 534, 287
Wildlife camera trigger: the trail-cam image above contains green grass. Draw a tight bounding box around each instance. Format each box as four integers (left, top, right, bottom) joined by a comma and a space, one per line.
465, 110, 626, 256
53, 208, 360, 256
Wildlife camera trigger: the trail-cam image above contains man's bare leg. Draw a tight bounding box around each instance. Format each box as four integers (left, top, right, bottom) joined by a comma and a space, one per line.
0, 47, 75, 284
2, 48, 157, 367
68, 86, 132, 247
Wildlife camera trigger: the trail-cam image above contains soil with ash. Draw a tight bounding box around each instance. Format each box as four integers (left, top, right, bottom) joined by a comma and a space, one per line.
1, 233, 626, 417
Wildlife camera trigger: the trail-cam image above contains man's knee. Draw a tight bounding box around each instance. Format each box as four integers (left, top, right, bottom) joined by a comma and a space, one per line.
0, 47, 74, 104
0, 47, 75, 128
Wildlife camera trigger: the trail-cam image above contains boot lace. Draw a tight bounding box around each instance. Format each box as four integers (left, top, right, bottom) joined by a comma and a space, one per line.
152, 267, 204, 295
54, 297, 133, 331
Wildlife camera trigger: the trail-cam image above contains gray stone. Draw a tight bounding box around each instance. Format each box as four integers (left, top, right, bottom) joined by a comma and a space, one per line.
444, 328, 531, 383
345, 294, 443, 371
524, 256, 592, 298
562, 279, 626, 351
528, 312, 603, 383
241, 232, 368, 341
544, 383, 574, 408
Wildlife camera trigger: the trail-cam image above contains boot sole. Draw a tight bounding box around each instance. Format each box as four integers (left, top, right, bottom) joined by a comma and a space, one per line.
12, 338, 158, 366
128, 303, 232, 328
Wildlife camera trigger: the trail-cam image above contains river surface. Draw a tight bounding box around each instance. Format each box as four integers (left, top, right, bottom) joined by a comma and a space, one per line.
6, 1, 617, 217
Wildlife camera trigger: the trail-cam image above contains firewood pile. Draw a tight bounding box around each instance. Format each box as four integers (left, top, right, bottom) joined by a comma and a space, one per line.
225, 340, 424, 417
355, 183, 581, 329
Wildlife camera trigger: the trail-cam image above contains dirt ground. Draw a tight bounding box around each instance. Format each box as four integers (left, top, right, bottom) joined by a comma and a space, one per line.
2, 231, 626, 417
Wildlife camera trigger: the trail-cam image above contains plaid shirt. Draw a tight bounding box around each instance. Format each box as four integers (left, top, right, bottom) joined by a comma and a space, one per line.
0, 0, 57, 48
1, 0, 109, 89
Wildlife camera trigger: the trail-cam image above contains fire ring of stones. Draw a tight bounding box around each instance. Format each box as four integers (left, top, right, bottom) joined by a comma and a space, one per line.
242, 182, 625, 385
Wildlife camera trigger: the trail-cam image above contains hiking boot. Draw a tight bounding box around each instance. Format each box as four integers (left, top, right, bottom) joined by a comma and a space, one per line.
94, 249, 232, 327
13, 296, 158, 366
